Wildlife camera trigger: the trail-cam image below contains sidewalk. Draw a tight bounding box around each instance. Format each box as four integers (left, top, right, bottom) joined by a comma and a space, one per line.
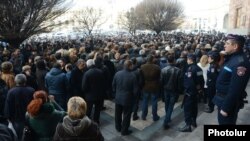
100, 82, 250, 141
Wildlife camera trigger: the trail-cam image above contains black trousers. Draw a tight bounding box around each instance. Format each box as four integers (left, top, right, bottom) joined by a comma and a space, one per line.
86, 100, 102, 124
183, 95, 198, 125
115, 104, 132, 133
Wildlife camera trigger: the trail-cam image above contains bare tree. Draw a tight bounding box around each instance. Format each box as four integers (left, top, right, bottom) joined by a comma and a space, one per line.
73, 7, 106, 36
117, 8, 140, 36
0, 0, 69, 48
135, 0, 184, 34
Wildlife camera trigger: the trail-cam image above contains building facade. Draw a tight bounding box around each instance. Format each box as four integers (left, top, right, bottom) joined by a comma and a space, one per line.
228, 0, 250, 35
181, 0, 229, 33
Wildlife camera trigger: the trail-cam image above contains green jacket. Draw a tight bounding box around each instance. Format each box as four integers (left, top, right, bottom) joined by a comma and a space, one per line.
29, 102, 66, 141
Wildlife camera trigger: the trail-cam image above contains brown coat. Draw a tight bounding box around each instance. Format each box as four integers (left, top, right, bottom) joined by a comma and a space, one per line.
140, 63, 161, 93
0, 73, 15, 89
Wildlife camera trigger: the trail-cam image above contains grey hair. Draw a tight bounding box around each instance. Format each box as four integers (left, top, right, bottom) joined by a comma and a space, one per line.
76, 59, 85, 65
15, 74, 27, 86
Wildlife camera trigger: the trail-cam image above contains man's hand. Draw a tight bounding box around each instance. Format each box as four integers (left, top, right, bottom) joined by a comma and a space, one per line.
220, 109, 228, 117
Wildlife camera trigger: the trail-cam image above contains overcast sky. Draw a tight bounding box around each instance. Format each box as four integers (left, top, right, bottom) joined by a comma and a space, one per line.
69, 0, 229, 17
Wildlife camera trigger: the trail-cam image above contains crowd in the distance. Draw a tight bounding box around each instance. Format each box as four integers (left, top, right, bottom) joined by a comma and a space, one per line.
0, 32, 250, 140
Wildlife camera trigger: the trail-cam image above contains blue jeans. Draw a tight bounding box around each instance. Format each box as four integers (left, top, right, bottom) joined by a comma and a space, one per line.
141, 92, 159, 120
164, 90, 178, 126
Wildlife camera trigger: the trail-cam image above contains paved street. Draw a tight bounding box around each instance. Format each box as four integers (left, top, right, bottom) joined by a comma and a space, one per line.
99, 81, 250, 141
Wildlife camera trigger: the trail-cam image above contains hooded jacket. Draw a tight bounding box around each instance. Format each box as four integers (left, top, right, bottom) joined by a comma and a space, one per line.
45, 68, 67, 95
53, 116, 104, 141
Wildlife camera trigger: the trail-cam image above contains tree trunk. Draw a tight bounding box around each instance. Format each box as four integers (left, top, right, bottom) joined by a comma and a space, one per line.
155, 29, 161, 35
4, 37, 26, 48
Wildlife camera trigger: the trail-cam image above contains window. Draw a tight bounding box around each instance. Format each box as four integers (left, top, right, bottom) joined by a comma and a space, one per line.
236, 8, 242, 28
241, 15, 246, 26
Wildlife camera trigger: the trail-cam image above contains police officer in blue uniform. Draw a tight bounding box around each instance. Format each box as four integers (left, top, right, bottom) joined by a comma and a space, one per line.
179, 54, 204, 132
213, 34, 250, 125
204, 51, 220, 113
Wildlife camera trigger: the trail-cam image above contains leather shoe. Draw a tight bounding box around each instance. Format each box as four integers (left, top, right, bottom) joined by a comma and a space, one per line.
121, 130, 132, 136
153, 115, 160, 121
191, 121, 197, 128
204, 108, 213, 113
179, 125, 191, 132
133, 115, 139, 121
116, 127, 121, 132
163, 124, 170, 130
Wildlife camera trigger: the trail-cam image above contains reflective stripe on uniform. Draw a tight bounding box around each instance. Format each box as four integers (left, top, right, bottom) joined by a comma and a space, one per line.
224, 66, 232, 72
197, 71, 203, 76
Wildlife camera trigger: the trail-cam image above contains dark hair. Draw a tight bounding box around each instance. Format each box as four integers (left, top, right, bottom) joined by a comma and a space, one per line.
55, 52, 62, 60
167, 55, 175, 64
94, 57, 103, 68
146, 55, 154, 63
123, 60, 132, 70
36, 60, 46, 70
53, 62, 61, 69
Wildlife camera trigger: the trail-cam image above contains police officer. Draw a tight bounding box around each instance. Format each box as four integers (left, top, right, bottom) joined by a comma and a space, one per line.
204, 51, 220, 113
213, 34, 250, 125
179, 54, 204, 132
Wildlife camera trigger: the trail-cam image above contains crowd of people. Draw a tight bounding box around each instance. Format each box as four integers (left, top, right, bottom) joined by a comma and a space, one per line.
0, 32, 250, 140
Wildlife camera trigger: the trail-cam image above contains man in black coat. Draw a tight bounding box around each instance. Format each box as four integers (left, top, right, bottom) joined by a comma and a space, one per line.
4, 74, 34, 139
70, 59, 87, 98
82, 59, 105, 124
0, 123, 16, 141
112, 60, 138, 136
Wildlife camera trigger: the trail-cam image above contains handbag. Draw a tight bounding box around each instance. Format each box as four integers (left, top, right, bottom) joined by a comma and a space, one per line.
21, 114, 35, 141
22, 125, 34, 141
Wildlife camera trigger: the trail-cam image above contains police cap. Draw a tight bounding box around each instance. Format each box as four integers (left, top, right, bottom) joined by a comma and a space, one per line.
208, 51, 220, 62
226, 34, 246, 47
187, 53, 196, 61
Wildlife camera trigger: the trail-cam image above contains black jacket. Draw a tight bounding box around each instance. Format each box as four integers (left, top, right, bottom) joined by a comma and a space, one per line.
82, 67, 105, 102
0, 123, 16, 141
112, 69, 138, 106
161, 64, 183, 93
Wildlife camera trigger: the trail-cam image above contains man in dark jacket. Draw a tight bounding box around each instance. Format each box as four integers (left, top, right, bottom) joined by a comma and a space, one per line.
0, 123, 16, 141
45, 62, 67, 110
82, 59, 105, 124
112, 60, 138, 135
161, 55, 182, 129
70, 59, 87, 98
140, 55, 161, 121
4, 74, 34, 139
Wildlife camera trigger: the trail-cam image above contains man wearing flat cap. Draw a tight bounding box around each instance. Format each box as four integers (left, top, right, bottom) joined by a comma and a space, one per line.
213, 34, 250, 125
